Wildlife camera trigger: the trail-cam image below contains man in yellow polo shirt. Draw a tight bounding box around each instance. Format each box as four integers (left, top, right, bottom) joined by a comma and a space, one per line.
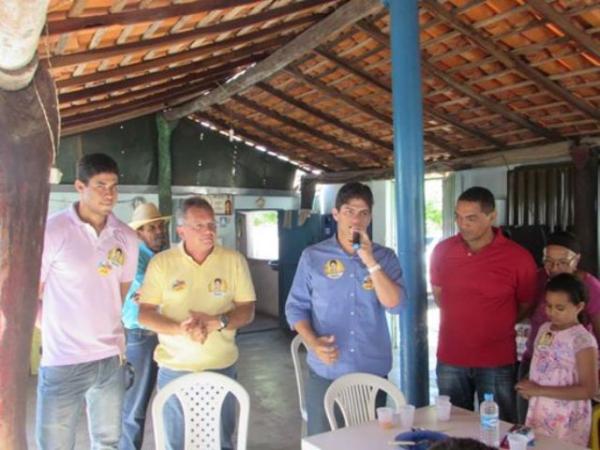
139, 196, 255, 450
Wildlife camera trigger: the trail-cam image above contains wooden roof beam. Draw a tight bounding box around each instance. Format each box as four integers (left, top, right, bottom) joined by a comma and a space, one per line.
313, 46, 505, 149
163, 0, 384, 120
212, 105, 354, 170
48, 10, 321, 67
256, 81, 393, 152
232, 94, 385, 167
198, 110, 336, 172
59, 53, 261, 104
47, 0, 260, 36
527, 0, 600, 61
56, 34, 286, 89
423, 60, 563, 141
60, 71, 232, 118
421, 0, 600, 121
50, 14, 309, 69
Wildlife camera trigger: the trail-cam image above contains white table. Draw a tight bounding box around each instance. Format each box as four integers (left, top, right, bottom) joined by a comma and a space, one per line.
301, 405, 589, 450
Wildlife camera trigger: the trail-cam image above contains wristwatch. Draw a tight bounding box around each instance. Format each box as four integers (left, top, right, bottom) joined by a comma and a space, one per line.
218, 314, 230, 331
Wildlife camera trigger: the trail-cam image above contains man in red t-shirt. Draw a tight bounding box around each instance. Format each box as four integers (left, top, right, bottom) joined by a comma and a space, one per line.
430, 186, 537, 422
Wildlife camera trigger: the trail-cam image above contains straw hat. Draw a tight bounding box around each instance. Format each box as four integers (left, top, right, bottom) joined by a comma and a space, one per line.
129, 202, 170, 230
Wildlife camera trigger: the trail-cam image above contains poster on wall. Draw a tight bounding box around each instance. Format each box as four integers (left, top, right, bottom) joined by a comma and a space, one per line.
206, 194, 233, 216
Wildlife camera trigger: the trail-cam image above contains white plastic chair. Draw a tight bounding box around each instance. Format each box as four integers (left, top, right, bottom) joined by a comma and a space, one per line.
290, 334, 308, 435
324, 372, 406, 430
151, 372, 250, 450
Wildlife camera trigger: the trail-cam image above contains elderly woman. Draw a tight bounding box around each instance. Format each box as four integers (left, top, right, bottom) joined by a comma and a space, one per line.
517, 231, 600, 422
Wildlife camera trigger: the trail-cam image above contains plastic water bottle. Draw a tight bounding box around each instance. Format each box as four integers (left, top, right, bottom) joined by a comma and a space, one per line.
480, 392, 500, 447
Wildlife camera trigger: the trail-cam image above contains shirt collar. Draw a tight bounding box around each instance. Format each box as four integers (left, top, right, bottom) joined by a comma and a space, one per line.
178, 241, 221, 264
139, 241, 155, 256
459, 227, 505, 253
67, 202, 118, 231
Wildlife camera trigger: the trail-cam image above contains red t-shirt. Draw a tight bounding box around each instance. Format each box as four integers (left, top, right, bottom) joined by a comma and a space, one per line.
430, 229, 537, 367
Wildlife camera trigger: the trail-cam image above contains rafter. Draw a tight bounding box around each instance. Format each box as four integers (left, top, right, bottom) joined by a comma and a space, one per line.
47, 0, 260, 36
232, 95, 385, 167
423, 60, 563, 141
256, 82, 392, 152
212, 105, 354, 170
526, 0, 600, 62
56, 35, 286, 89
199, 110, 339, 171
59, 53, 262, 104
421, 0, 600, 121
164, 0, 384, 120
50, 14, 311, 68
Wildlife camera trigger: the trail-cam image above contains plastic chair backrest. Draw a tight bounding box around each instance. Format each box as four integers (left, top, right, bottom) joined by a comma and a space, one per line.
152, 372, 250, 450
324, 372, 406, 430
290, 334, 308, 424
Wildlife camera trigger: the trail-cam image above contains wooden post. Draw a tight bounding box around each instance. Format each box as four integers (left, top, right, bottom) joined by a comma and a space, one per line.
570, 144, 599, 275
0, 64, 57, 449
156, 113, 179, 217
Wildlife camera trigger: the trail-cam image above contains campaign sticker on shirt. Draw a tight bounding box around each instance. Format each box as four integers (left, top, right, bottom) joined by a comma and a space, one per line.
97, 261, 112, 276
538, 330, 554, 347
209, 278, 228, 297
362, 275, 374, 290
172, 280, 187, 292
324, 259, 345, 279
107, 247, 125, 268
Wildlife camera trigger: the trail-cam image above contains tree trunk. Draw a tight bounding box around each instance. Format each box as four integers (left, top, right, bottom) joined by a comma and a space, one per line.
0, 64, 57, 449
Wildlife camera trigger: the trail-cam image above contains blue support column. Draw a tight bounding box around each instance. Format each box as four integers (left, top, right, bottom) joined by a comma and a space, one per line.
385, 0, 429, 406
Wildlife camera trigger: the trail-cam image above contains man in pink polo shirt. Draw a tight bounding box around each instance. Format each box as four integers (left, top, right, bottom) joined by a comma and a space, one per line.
36, 153, 138, 449
430, 186, 537, 423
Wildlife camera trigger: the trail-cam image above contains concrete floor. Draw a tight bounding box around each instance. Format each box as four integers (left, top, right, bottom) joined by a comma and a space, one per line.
26, 329, 303, 450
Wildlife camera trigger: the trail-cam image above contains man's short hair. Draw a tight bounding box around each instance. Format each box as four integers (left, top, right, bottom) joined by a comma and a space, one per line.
76, 153, 119, 184
457, 186, 495, 214
546, 230, 581, 254
335, 182, 374, 210
175, 196, 214, 225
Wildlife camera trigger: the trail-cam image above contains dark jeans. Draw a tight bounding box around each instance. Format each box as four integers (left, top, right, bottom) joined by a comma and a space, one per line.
305, 367, 387, 436
516, 359, 530, 424
436, 362, 517, 423
119, 329, 159, 450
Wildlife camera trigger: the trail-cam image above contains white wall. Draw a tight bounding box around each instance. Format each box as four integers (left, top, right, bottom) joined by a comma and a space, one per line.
49, 188, 298, 251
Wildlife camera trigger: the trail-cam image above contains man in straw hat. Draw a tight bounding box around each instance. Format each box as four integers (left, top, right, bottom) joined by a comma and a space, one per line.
120, 202, 169, 450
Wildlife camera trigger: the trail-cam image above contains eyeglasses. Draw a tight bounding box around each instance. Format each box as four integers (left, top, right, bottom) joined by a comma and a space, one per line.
543, 256, 576, 269
340, 207, 371, 219
184, 222, 217, 232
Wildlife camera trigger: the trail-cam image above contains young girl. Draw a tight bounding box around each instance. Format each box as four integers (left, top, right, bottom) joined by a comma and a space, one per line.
516, 273, 598, 446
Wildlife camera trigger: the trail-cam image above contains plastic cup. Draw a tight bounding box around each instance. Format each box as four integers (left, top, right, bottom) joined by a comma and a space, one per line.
398, 404, 416, 429
507, 434, 529, 450
435, 395, 450, 405
436, 401, 451, 421
377, 406, 395, 429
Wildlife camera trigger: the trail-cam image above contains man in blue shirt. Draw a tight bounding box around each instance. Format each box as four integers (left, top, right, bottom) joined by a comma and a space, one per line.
120, 202, 169, 450
285, 182, 405, 436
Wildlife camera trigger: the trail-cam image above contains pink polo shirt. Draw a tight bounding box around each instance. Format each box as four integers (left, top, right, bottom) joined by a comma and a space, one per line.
40, 204, 138, 366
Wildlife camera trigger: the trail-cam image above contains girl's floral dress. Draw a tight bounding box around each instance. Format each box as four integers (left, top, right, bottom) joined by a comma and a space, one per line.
526, 322, 597, 446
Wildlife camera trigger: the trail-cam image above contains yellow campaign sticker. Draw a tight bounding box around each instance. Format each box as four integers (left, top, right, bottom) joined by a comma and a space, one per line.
362, 275, 374, 290
107, 247, 125, 267
324, 259, 344, 279
172, 280, 187, 292
209, 278, 228, 297
97, 262, 112, 276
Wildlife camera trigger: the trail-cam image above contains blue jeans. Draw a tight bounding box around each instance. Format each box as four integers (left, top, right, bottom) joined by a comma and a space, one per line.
119, 329, 159, 450
436, 362, 517, 423
305, 367, 387, 436
36, 355, 126, 450
157, 365, 237, 450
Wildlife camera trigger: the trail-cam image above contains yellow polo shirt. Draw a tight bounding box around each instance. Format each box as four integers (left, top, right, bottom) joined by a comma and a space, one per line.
140, 243, 256, 372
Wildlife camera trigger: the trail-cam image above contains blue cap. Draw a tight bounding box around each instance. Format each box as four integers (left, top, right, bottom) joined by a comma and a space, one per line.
484, 393, 493, 401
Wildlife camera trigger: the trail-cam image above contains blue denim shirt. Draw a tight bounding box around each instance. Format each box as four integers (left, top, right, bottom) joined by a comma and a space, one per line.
122, 241, 155, 330
285, 236, 404, 380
